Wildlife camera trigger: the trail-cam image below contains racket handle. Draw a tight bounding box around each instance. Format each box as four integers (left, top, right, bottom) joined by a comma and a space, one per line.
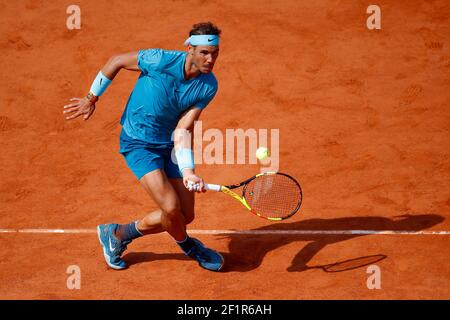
204, 183, 221, 192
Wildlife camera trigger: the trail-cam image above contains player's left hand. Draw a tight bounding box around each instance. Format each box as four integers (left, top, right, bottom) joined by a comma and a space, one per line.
63, 97, 96, 121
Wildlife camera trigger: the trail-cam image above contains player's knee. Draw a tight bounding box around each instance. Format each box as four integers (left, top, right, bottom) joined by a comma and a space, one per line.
161, 202, 182, 220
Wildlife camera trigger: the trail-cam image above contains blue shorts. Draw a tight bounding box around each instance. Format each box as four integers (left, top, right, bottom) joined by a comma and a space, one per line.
119, 128, 182, 180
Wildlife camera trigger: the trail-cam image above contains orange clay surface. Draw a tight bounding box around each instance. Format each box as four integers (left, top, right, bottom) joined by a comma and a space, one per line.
0, 0, 449, 299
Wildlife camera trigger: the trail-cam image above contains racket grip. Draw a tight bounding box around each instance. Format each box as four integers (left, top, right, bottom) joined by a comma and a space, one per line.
204, 183, 221, 192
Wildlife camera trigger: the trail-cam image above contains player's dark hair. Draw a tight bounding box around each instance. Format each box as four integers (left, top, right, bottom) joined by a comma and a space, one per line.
189, 22, 222, 36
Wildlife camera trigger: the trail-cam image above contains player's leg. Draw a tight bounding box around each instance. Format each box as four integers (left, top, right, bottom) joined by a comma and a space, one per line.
132, 172, 224, 271
165, 157, 224, 271
168, 178, 195, 225
98, 167, 186, 270
98, 144, 180, 269
136, 169, 187, 241
99, 137, 222, 270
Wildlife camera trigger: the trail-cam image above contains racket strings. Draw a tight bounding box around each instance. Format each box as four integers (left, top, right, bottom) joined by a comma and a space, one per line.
244, 174, 301, 219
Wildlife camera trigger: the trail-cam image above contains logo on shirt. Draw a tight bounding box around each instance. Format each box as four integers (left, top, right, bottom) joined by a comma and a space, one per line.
208, 38, 214, 42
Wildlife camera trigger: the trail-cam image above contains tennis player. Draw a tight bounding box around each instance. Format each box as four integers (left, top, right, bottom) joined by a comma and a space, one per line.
63, 22, 223, 271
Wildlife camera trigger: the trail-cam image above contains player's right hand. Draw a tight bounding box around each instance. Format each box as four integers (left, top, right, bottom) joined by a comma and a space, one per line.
63, 97, 96, 121
182, 171, 206, 193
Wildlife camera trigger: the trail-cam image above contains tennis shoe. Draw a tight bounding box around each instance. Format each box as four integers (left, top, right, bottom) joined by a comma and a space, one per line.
97, 223, 131, 270
185, 238, 224, 271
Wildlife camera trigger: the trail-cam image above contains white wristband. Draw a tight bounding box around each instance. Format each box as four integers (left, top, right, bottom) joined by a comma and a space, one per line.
90, 71, 112, 97
175, 148, 194, 172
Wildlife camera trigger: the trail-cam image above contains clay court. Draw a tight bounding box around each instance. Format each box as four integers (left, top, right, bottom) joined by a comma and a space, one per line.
0, 0, 449, 299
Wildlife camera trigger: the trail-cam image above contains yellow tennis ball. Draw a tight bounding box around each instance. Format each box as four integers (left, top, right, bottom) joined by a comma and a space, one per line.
256, 147, 270, 160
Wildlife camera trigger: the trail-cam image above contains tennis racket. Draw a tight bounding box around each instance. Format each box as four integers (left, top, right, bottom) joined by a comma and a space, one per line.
189, 171, 302, 221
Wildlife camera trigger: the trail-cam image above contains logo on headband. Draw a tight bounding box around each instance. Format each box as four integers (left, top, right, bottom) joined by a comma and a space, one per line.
184, 35, 219, 46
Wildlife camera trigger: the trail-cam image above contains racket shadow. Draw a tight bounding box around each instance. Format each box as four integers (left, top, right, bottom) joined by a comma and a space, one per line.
219, 213, 444, 273
305, 254, 387, 273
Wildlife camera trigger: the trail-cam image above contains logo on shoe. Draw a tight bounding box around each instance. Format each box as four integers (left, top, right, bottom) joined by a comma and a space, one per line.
109, 237, 116, 252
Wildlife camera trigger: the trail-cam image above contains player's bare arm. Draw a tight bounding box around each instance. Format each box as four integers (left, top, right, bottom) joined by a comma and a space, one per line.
63, 51, 139, 121
173, 106, 206, 193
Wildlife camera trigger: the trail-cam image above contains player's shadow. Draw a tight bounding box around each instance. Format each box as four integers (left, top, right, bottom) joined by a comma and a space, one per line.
218, 213, 444, 273
123, 252, 189, 267
121, 214, 444, 271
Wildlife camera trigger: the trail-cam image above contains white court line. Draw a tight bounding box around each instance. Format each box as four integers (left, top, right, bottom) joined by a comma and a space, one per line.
0, 229, 449, 235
